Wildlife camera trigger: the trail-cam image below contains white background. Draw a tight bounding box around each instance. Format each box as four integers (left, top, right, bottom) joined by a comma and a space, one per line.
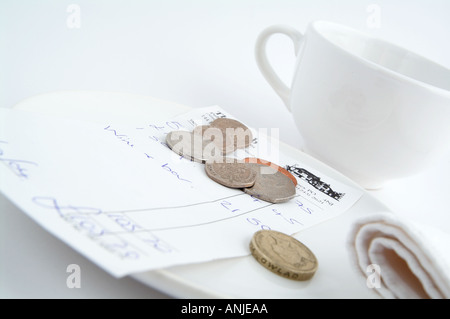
1, 0, 450, 298
2, 0, 450, 148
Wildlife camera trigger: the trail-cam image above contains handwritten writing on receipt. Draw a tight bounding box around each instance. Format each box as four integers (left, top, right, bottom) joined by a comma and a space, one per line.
0, 107, 362, 277
0, 140, 38, 179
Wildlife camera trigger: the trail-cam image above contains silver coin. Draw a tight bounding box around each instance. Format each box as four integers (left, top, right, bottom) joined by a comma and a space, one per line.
204, 126, 236, 155
210, 118, 253, 151
205, 158, 257, 188
166, 131, 221, 163
243, 163, 296, 203
192, 125, 236, 155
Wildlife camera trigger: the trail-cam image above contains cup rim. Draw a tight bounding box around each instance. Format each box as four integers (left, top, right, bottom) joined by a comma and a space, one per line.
309, 20, 450, 96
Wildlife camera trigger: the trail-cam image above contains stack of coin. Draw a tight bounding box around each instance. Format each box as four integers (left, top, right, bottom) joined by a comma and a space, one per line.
204, 157, 296, 203
165, 118, 252, 163
165, 118, 297, 203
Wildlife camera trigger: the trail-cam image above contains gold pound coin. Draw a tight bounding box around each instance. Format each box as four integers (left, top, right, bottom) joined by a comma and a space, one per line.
249, 230, 318, 281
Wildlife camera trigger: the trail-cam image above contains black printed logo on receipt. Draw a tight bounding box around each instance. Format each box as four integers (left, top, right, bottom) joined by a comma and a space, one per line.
286, 165, 345, 201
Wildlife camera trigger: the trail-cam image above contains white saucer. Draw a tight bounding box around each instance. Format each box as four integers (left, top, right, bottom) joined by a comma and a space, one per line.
13, 90, 386, 298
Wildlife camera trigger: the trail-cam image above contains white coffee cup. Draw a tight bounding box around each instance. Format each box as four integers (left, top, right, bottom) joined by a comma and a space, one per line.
255, 21, 450, 189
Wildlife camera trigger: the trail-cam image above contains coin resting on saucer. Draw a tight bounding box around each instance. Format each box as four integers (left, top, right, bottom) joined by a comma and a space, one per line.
250, 230, 318, 281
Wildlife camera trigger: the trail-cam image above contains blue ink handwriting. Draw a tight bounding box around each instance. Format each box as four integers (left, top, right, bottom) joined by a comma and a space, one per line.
104, 125, 134, 147
161, 163, 192, 183
0, 141, 38, 179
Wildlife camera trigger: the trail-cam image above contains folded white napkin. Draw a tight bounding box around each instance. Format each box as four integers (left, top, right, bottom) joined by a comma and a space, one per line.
348, 213, 450, 299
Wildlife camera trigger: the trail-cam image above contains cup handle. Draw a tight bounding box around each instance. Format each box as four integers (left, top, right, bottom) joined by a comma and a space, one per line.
255, 25, 304, 111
